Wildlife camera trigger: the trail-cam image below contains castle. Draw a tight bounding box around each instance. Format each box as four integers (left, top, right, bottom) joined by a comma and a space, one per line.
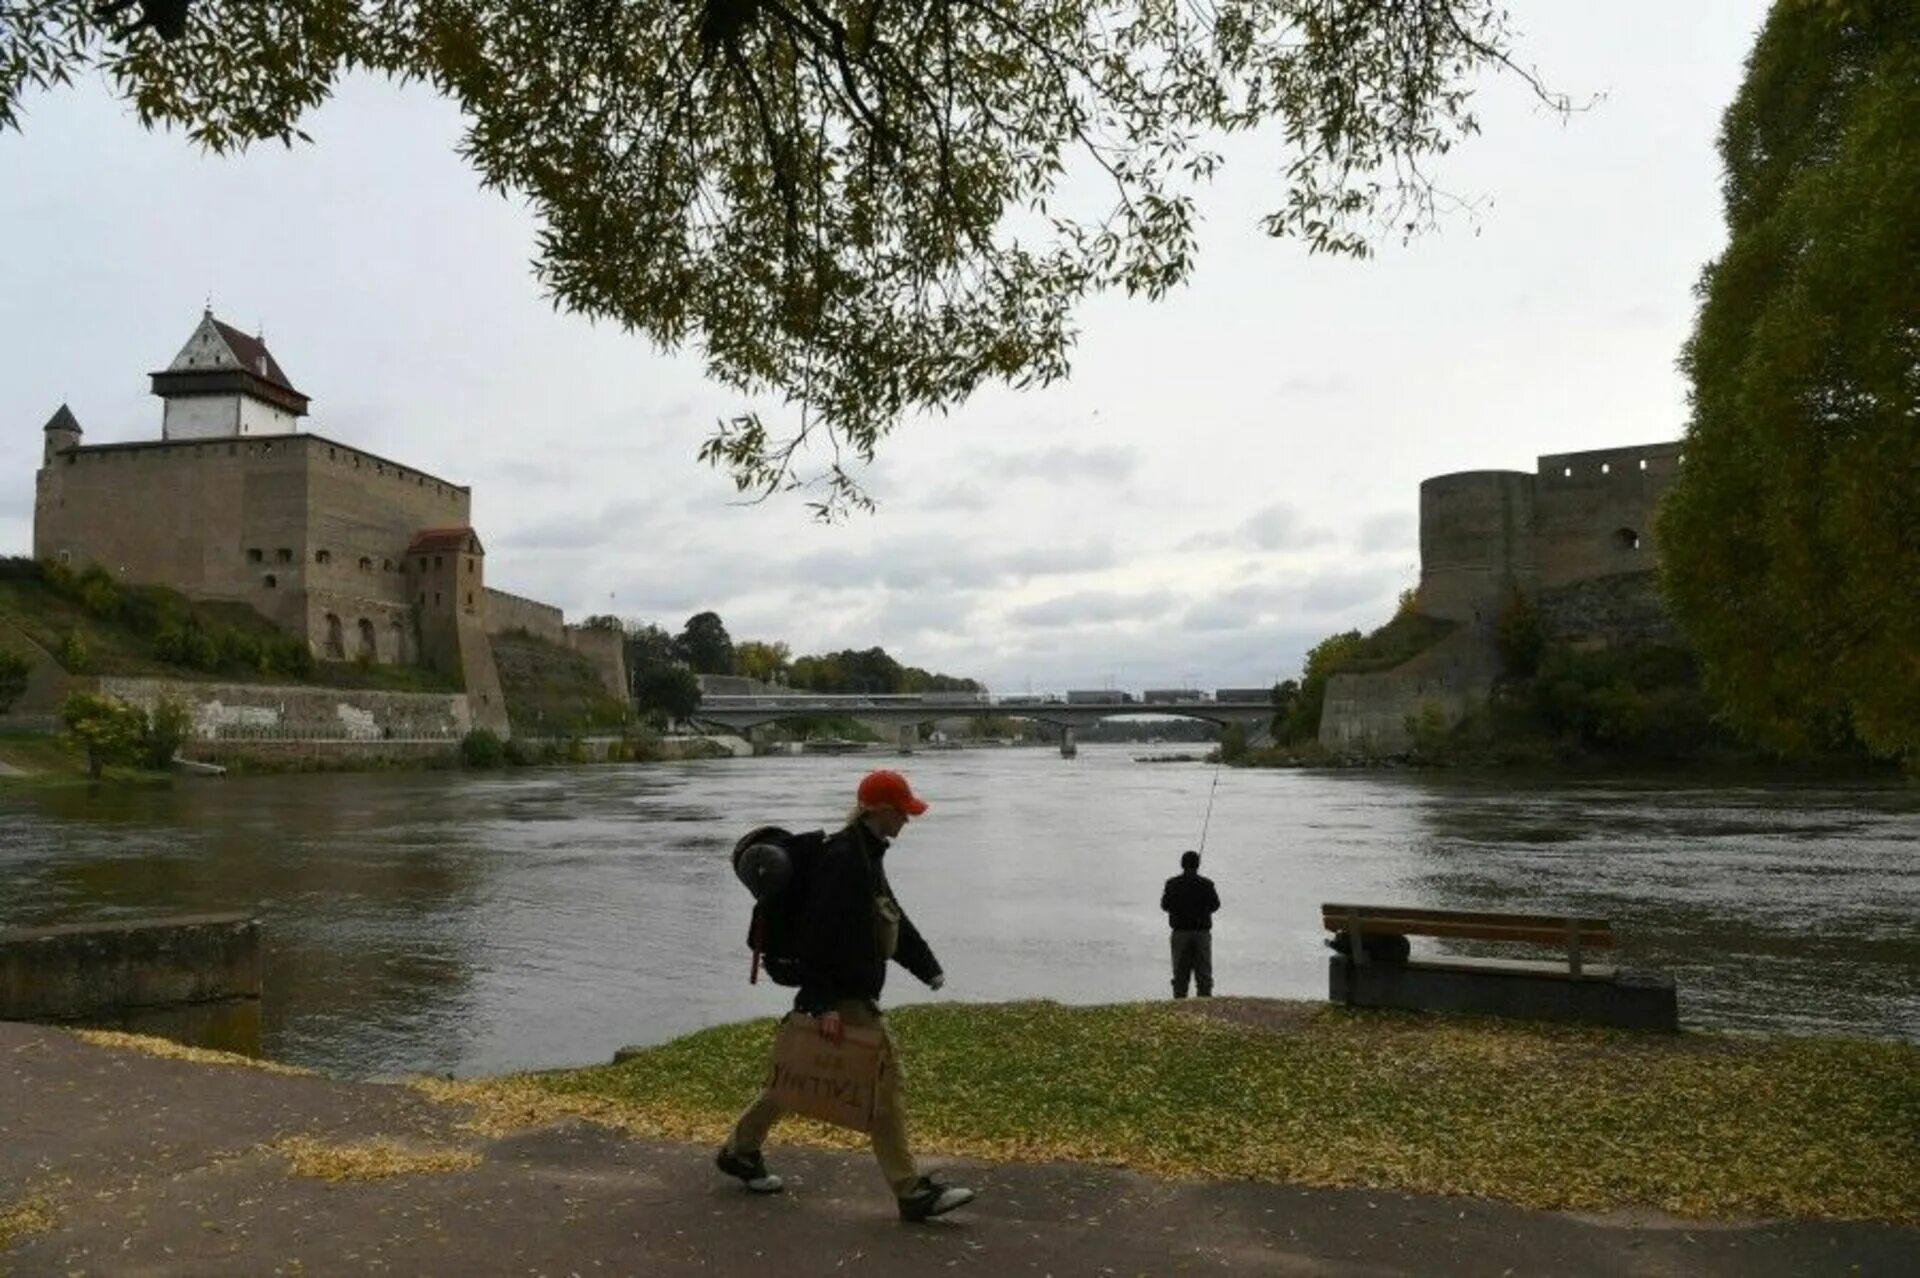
1318, 441, 1685, 754
31, 311, 626, 735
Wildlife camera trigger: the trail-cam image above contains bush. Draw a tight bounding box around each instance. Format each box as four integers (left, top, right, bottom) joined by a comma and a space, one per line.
460, 728, 507, 768
60, 690, 147, 779
503, 737, 537, 766
55, 629, 89, 673
0, 649, 30, 713
142, 698, 192, 769
1403, 699, 1452, 763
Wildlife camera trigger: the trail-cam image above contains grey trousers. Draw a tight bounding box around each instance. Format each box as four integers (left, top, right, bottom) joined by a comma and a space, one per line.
1170, 930, 1213, 997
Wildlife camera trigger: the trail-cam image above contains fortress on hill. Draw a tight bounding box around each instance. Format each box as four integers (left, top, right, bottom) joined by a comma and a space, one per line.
31, 311, 625, 736
1319, 440, 1686, 755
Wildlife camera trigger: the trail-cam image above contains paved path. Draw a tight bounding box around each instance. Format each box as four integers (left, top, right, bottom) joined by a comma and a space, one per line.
2, 1021, 1912, 1277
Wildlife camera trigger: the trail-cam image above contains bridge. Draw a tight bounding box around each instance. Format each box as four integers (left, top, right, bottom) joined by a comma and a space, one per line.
689, 694, 1276, 757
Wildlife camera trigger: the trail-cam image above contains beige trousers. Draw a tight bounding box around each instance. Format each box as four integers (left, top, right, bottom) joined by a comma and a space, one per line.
726, 999, 918, 1196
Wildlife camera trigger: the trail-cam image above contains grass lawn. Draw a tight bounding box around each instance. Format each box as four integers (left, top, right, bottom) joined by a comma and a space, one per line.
452, 999, 1919, 1225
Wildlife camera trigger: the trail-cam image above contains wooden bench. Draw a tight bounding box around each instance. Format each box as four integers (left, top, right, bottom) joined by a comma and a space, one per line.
1320, 902, 1677, 1030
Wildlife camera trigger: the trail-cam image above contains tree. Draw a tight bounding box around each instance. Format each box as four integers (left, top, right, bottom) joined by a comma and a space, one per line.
0, 649, 30, 713
625, 622, 680, 679
634, 665, 702, 727
1275, 630, 1361, 743
675, 611, 735, 675
141, 697, 191, 769
1658, 0, 1918, 766
1, 1, 1559, 515
59, 690, 147, 779
733, 639, 791, 684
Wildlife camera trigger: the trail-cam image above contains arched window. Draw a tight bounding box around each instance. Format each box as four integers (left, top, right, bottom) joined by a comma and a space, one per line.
358, 556, 373, 572
390, 619, 409, 663
263, 574, 277, 589
1612, 528, 1642, 552
357, 618, 377, 660
315, 549, 332, 565
247, 548, 263, 564
276, 548, 293, 564
324, 613, 345, 660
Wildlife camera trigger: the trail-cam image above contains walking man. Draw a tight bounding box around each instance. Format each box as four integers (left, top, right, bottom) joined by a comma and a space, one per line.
1160, 850, 1220, 998
716, 769, 976, 1222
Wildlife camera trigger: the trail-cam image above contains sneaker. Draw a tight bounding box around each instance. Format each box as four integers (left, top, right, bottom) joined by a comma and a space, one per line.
897, 1176, 975, 1222
715, 1146, 785, 1194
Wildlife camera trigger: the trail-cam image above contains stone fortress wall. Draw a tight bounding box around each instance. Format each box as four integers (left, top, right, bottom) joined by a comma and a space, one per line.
27, 313, 630, 739
1320, 440, 1685, 755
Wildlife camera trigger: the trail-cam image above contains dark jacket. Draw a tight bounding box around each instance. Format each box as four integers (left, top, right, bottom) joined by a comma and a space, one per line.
1161, 870, 1220, 931
795, 820, 942, 1013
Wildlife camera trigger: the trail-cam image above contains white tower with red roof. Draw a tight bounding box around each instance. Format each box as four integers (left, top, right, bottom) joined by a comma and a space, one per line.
151, 309, 311, 440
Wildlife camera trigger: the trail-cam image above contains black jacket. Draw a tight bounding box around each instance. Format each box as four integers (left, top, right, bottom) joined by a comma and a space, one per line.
1161, 870, 1221, 931
795, 820, 942, 1012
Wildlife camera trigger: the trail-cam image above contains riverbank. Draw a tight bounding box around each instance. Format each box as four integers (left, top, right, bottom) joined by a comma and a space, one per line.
506, 999, 1920, 1225
2, 1009, 1914, 1276
0, 728, 739, 787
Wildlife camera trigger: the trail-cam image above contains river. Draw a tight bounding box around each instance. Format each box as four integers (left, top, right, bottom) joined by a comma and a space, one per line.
3, 746, 1916, 1077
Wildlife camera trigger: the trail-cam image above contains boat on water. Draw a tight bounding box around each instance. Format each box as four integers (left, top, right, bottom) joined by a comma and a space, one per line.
800, 737, 870, 755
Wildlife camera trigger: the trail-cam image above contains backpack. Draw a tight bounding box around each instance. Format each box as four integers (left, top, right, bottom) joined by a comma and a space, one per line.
732, 825, 827, 986
1326, 931, 1411, 964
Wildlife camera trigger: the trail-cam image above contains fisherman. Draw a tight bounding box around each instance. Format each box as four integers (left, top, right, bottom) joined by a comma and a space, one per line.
1160, 850, 1221, 998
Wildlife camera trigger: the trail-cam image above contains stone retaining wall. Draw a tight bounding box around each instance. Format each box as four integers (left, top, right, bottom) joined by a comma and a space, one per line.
96, 676, 472, 742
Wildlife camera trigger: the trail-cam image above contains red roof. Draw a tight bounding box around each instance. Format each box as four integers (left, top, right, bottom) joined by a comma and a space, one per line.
408, 527, 483, 554
210, 318, 300, 394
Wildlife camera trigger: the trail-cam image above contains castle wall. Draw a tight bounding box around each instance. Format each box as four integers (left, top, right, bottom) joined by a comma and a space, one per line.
34, 434, 471, 665
1532, 442, 1683, 588
305, 439, 468, 660
1417, 470, 1536, 625
565, 624, 630, 703
484, 588, 565, 644
36, 436, 310, 633
1318, 628, 1499, 756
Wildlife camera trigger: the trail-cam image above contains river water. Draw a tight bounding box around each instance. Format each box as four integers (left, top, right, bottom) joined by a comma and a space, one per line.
3, 747, 1916, 1077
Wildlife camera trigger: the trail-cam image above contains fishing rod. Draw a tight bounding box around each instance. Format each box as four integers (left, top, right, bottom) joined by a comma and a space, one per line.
1195, 760, 1224, 855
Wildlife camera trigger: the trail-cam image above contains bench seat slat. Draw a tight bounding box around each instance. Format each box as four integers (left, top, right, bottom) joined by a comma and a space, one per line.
1400, 956, 1618, 982
1322, 903, 1610, 931
1320, 917, 1614, 946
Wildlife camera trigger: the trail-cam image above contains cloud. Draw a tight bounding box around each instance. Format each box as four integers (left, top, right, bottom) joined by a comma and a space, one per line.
1355, 511, 1416, 553
494, 499, 655, 552
1182, 501, 1334, 552
1008, 588, 1178, 629
792, 537, 1115, 592
1277, 372, 1356, 396
973, 444, 1140, 484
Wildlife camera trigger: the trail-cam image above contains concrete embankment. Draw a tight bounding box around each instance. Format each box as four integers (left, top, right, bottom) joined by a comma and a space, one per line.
0, 914, 260, 1022
1, 1022, 1913, 1276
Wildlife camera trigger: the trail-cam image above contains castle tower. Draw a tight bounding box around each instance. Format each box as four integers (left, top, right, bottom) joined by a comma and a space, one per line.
150, 309, 310, 441
42, 403, 82, 464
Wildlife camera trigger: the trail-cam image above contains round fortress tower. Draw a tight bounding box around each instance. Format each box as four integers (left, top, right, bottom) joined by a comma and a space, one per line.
1418, 470, 1537, 625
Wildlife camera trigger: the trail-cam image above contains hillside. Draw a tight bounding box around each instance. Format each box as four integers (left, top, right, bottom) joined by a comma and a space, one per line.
0, 557, 456, 694
489, 628, 630, 736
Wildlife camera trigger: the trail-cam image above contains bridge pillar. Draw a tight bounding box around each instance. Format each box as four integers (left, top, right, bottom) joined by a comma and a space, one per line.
1060, 725, 1077, 758
898, 723, 918, 755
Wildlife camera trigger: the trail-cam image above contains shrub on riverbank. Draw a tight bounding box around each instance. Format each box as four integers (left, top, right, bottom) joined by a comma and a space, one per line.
505, 1000, 1919, 1224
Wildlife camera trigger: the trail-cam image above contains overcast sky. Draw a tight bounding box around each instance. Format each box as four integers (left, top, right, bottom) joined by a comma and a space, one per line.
0, 3, 1768, 694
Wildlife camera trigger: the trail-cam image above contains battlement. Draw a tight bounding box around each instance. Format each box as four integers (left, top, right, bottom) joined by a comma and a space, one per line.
1536, 441, 1685, 488
45, 432, 468, 503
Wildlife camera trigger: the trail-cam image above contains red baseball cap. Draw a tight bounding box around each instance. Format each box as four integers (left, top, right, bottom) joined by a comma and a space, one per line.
857, 769, 929, 816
